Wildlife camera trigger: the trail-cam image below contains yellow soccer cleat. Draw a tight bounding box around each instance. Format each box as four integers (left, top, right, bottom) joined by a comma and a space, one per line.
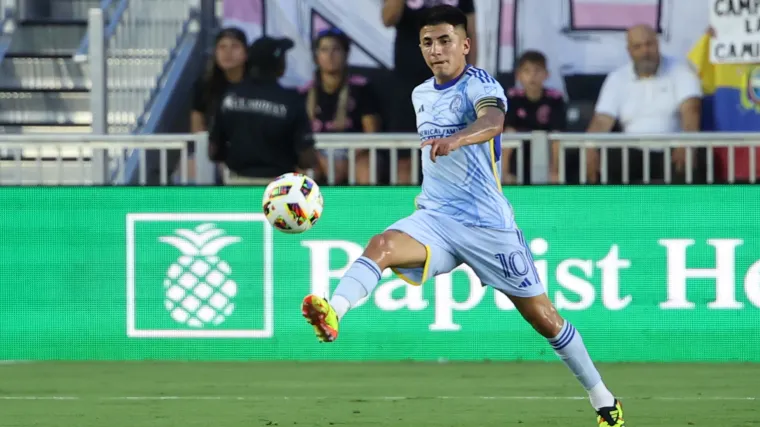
596, 399, 626, 427
301, 295, 339, 342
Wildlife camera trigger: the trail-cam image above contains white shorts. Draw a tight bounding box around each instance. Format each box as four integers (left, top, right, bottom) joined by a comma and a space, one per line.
386, 209, 545, 298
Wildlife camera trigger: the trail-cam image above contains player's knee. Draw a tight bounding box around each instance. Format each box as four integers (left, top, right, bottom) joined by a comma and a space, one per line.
363, 232, 397, 268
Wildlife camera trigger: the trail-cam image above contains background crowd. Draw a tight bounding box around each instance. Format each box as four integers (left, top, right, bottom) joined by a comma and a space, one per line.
193, 1, 760, 186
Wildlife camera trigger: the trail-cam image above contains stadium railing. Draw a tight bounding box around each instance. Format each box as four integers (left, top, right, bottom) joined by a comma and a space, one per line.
0, 133, 212, 185
310, 132, 760, 185
554, 132, 760, 184
71, 0, 200, 135
303, 133, 533, 186
68, 0, 203, 183
1, 132, 757, 186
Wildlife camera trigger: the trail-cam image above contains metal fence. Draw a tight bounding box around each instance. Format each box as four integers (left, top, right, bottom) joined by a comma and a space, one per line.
0, 133, 211, 185
555, 132, 760, 184
308, 133, 530, 186
308, 132, 759, 186
72, 3, 202, 183
1, 132, 758, 186
74, 0, 200, 133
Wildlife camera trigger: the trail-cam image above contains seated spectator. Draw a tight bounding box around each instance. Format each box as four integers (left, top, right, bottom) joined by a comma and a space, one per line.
301, 28, 381, 185
189, 27, 249, 183
209, 36, 317, 185
504, 51, 570, 184
585, 24, 702, 184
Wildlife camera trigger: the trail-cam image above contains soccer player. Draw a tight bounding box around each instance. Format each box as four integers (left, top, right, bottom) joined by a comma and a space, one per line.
301, 6, 625, 426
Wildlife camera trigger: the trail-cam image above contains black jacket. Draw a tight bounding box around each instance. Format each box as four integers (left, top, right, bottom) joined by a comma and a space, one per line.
209, 78, 315, 178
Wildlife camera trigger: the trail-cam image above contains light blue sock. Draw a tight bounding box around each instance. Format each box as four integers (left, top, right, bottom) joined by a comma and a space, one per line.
549, 321, 615, 409
329, 256, 382, 319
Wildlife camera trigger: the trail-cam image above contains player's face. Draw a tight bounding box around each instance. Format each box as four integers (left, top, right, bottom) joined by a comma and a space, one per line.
419, 24, 470, 80
315, 37, 347, 74
215, 37, 247, 71
517, 62, 548, 92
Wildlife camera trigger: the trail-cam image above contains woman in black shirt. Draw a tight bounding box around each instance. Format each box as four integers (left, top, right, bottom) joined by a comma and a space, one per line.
302, 28, 381, 185
189, 27, 249, 183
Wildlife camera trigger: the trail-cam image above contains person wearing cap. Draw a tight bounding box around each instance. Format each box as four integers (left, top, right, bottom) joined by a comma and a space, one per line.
208, 36, 317, 185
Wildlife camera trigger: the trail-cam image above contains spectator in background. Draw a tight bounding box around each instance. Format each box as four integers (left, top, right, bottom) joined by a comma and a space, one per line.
382, 0, 477, 184
301, 29, 381, 185
209, 36, 317, 185
586, 24, 702, 184
189, 27, 249, 183
688, 27, 760, 183
503, 51, 570, 184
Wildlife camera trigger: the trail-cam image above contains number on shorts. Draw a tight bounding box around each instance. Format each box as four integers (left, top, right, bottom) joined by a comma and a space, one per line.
495, 251, 530, 279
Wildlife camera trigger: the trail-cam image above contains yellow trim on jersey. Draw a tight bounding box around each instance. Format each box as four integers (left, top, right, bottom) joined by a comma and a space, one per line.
489, 138, 502, 192
391, 244, 431, 286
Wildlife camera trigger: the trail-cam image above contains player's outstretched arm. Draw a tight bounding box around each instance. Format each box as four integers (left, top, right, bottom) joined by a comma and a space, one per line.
421, 104, 505, 162
453, 105, 505, 147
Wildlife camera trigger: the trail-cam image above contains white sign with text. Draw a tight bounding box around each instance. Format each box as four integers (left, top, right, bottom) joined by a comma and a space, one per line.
709, 0, 760, 64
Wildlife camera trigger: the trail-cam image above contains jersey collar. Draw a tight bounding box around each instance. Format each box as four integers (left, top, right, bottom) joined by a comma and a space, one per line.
433, 64, 472, 91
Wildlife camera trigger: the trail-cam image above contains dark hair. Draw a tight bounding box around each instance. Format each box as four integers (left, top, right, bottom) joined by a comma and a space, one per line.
307, 28, 351, 131
418, 5, 468, 35
516, 50, 547, 70
202, 27, 249, 118
312, 28, 350, 54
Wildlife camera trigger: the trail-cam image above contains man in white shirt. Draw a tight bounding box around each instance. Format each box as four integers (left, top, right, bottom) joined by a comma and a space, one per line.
585, 24, 702, 183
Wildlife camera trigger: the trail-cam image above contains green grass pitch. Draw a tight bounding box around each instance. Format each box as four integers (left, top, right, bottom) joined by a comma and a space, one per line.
1, 361, 758, 426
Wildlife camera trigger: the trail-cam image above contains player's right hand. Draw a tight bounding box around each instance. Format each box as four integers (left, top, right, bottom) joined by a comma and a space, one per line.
421, 136, 461, 163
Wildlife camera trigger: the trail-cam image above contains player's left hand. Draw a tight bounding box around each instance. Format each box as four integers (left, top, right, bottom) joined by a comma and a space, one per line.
421, 136, 461, 163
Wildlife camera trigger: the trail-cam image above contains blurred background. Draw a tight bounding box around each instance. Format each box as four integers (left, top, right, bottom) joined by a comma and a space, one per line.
1, 0, 757, 186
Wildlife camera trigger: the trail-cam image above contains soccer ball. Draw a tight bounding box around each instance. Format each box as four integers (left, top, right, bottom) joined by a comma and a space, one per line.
262, 172, 323, 234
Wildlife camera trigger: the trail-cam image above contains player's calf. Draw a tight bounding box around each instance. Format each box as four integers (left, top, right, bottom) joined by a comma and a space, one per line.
509, 293, 618, 414
509, 292, 564, 338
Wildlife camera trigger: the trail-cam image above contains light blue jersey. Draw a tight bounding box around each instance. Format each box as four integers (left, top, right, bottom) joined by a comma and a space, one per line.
386, 65, 545, 298
412, 65, 514, 230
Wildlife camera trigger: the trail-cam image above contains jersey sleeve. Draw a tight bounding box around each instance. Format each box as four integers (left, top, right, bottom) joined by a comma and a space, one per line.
191, 78, 206, 113
208, 101, 228, 162
594, 72, 621, 118
550, 97, 568, 131
356, 82, 381, 117
291, 99, 316, 152
504, 93, 520, 128
673, 62, 703, 105
465, 71, 507, 115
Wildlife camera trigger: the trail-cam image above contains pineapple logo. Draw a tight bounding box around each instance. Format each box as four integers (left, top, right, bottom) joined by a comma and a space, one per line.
127, 212, 273, 338
159, 223, 240, 328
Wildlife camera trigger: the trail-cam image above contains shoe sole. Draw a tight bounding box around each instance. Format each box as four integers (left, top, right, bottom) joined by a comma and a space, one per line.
301, 297, 337, 342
